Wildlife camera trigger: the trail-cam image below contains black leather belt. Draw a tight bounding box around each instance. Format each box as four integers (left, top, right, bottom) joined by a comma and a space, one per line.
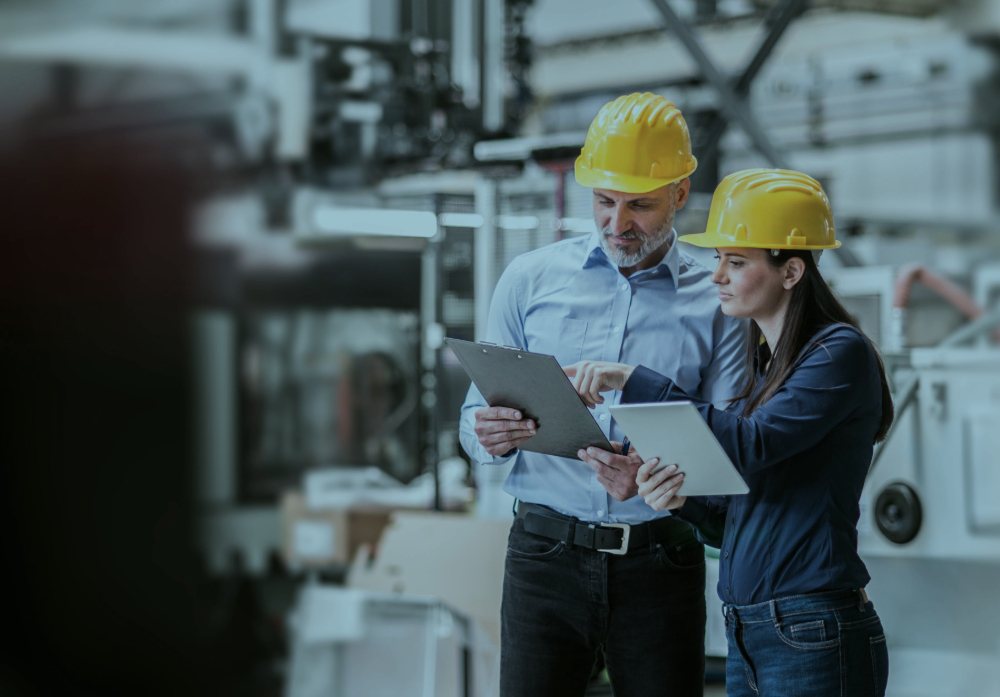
516, 502, 697, 555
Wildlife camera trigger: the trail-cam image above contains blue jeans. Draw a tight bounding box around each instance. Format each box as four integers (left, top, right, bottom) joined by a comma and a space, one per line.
724, 589, 889, 696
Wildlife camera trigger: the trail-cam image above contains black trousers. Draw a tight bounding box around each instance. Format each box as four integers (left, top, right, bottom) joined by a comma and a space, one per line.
500, 515, 707, 697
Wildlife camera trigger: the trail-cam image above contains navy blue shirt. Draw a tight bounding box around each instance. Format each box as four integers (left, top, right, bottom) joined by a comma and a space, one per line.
621, 324, 883, 605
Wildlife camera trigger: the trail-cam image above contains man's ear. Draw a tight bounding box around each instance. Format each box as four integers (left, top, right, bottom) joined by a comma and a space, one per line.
674, 178, 691, 211
783, 256, 806, 290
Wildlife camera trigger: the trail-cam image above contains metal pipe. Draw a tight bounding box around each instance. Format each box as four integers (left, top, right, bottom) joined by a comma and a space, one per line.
868, 374, 919, 478
735, 0, 809, 95
939, 308, 1000, 348
893, 263, 982, 320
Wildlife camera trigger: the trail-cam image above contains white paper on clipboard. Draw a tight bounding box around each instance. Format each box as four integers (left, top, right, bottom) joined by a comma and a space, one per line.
609, 401, 749, 496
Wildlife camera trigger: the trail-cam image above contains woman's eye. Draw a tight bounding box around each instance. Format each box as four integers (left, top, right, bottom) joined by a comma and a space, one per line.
712, 255, 720, 260
729, 261, 743, 268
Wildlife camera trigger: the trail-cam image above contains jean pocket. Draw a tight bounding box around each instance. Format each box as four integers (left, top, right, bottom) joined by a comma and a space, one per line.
774, 613, 840, 650
870, 634, 888, 696
506, 530, 567, 561
655, 541, 705, 571
790, 620, 826, 643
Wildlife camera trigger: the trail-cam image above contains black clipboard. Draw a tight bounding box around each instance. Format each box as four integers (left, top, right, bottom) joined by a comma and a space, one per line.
447, 338, 613, 461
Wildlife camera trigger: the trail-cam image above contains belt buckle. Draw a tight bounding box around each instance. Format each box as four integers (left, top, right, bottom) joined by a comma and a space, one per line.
597, 523, 630, 555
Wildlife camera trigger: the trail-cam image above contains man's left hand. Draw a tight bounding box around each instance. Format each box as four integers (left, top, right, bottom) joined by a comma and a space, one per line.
577, 442, 643, 502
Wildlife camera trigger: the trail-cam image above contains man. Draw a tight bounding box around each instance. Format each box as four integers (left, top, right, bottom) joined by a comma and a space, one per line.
459, 92, 745, 697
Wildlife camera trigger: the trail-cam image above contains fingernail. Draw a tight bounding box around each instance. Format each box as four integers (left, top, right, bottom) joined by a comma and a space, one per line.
667, 464, 677, 472
578, 449, 585, 458
650, 458, 659, 465
527, 421, 534, 429
529, 429, 536, 435
514, 412, 521, 419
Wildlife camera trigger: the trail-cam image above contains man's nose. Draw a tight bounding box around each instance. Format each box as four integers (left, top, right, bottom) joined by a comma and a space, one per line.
610, 204, 633, 235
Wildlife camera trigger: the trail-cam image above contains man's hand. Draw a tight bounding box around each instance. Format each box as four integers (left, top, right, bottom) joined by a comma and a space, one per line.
564, 361, 636, 408
636, 458, 686, 511
577, 441, 644, 502
474, 406, 537, 457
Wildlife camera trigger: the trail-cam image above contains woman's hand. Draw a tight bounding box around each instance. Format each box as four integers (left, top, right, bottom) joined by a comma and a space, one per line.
563, 361, 636, 408
636, 458, 687, 512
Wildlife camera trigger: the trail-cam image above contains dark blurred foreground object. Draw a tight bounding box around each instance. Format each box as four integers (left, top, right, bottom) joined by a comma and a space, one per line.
0, 138, 279, 697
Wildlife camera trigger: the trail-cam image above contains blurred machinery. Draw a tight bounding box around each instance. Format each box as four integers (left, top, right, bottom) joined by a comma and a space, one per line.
193, 177, 488, 574
0, 0, 533, 182
286, 587, 498, 697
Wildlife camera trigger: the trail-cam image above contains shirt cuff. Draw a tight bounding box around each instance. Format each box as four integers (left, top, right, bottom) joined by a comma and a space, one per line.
671, 497, 710, 525
477, 448, 519, 466
621, 365, 675, 404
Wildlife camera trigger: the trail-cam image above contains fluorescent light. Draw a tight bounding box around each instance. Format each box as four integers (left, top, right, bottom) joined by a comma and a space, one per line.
495, 215, 539, 230
438, 213, 484, 228
557, 218, 597, 233
339, 100, 383, 123
312, 207, 437, 238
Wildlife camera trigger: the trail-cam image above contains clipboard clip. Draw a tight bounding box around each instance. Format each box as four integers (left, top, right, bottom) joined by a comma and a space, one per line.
478, 341, 524, 351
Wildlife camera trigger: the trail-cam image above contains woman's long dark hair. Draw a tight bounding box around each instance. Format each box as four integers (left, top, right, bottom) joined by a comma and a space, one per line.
730, 250, 894, 444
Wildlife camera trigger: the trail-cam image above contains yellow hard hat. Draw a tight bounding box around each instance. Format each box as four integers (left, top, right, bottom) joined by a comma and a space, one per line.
679, 169, 841, 250
574, 92, 697, 194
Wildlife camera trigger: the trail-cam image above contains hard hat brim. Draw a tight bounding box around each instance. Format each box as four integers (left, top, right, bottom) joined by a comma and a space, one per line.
574, 159, 697, 194
678, 232, 842, 250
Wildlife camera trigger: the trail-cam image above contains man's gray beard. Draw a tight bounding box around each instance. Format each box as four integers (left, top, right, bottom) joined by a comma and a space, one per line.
598, 220, 674, 268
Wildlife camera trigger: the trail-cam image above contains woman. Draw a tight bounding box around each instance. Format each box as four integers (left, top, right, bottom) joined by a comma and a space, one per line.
567, 169, 893, 697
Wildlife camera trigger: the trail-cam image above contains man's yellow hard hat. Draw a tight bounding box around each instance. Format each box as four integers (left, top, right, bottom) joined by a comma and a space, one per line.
574, 92, 697, 194
680, 169, 841, 250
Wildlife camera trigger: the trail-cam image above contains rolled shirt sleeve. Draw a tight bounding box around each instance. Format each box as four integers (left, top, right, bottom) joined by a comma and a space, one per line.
459, 258, 526, 465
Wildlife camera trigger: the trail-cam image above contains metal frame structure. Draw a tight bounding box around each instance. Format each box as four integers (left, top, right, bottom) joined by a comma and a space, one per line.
648, 0, 810, 171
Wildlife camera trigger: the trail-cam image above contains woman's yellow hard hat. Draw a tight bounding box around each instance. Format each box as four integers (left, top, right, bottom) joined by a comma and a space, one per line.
680, 169, 841, 250
574, 93, 698, 194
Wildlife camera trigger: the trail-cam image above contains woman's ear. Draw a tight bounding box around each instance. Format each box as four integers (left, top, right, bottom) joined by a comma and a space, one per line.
783, 256, 806, 290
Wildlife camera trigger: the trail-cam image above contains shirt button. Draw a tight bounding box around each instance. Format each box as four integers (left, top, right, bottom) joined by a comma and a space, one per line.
597, 509, 604, 516
621, 283, 629, 291
724, 551, 730, 558
727, 587, 732, 596
599, 413, 608, 421
613, 325, 621, 333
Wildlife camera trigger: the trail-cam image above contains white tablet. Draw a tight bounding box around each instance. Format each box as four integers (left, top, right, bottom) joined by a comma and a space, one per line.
609, 402, 749, 497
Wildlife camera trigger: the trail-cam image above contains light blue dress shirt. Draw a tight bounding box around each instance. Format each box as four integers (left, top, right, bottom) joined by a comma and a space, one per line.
459, 230, 747, 524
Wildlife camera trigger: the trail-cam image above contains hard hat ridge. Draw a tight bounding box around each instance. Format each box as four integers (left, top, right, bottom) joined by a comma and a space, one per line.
679, 168, 841, 251
574, 92, 697, 194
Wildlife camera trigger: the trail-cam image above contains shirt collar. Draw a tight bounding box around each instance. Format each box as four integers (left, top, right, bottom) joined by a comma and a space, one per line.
583, 228, 681, 283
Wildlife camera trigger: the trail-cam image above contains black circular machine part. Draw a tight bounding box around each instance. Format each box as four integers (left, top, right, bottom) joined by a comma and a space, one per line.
874, 482, 923, 545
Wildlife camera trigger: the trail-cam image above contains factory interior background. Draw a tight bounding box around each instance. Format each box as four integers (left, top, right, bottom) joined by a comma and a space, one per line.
1, 0, 999, 695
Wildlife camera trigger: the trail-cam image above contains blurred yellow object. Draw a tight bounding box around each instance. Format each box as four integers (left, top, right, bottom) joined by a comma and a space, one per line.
680, 168, 841, 250
574, 92, 697, 193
